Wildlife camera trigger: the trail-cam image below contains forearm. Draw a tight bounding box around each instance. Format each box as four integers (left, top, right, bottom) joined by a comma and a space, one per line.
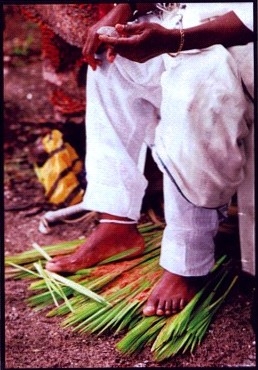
98, 3, 132, 27
100, 3, 155, 26
183, 11, 254, 50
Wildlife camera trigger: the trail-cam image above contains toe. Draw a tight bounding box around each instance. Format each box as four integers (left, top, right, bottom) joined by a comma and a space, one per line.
45, 260, 67, 272
156, 299, 166, 316
143, 297, 159, 316
172, 297, 188, 313
143, 305, 156, 316
45, 260, 60, 272
156, 307, 165, 316
179, 298, 187, 311
143, 306, 156, 316
171, 298, 181, 313
165, 300, 172, 316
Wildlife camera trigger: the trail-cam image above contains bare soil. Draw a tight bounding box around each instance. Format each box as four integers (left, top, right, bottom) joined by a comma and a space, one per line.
3, 7, 256, 368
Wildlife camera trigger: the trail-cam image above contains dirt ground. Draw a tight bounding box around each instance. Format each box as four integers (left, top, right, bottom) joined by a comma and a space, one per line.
4, 6, 256, 368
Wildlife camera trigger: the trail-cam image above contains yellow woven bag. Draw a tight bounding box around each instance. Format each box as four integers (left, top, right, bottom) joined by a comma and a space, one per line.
33, 129, 85, 207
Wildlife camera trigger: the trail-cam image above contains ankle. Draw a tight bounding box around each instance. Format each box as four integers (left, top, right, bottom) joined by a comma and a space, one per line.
99, 213, 137, 224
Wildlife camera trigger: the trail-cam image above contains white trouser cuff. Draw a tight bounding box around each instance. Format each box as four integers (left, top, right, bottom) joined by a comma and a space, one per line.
82, 181, 146, 221
159, 231, 215, 276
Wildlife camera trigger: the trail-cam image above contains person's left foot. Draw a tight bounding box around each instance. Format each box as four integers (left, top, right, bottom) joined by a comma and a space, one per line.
143, 270, 205, 316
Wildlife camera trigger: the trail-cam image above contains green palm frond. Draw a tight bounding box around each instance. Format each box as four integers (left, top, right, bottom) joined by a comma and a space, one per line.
5, 222, 238, 361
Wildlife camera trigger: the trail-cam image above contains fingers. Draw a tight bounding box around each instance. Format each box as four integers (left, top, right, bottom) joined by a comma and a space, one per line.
116, 22, 141, 36
98, 22, 141, 44
106, 47, 117, 63
82, 22, 144, 68
82, 30, 104, 70
83, 54, 102, 70
98, 34, 137, 48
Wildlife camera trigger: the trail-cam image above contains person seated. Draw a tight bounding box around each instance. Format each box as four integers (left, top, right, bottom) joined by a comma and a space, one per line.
46, 2, 254, 317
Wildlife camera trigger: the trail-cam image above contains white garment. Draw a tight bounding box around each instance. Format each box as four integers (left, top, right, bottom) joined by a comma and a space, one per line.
154, 44, 250, 208
164, 2, 253, 31
155, 3, 253, 208
82, 3, 253, 276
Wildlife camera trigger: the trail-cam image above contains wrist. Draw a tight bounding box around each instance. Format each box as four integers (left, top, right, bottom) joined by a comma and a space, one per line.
167, 28, 185, 56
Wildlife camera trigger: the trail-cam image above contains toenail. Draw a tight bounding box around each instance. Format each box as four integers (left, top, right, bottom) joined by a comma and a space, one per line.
157, 308, 164, 316
143, 306, 154, 314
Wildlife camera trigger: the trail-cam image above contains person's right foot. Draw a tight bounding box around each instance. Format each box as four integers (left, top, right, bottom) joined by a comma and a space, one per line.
45, 219, 145, 273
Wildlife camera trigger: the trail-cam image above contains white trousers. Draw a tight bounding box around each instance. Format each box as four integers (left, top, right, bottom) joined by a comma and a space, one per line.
82, 41, 250, 277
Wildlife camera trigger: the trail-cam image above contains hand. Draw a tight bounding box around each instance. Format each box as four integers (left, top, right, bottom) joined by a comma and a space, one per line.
99, 22, 172, 63
82, 3, 134, 70
82, 22, 105, 70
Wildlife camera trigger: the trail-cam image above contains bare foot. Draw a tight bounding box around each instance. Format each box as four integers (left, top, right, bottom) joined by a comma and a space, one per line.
45, 215, 145, 273
143, 270, 205, 316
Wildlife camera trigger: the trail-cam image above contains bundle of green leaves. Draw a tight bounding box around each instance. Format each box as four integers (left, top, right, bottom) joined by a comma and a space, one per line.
5, 223, 238, 362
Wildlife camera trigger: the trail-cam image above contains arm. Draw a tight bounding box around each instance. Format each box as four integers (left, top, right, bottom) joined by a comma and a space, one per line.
183, 11, 253, 50
99, 10, 254, 63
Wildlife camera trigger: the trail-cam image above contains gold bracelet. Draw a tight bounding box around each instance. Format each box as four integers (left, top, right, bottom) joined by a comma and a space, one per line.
168, 27, 185, 58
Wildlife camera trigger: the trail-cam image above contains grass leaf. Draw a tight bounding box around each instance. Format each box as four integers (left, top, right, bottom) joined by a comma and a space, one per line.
47, 271, 110, 306
32, 242, 52, 261
5, 223, 238, 362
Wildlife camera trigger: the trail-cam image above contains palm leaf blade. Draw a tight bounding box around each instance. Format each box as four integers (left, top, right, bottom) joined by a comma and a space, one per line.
5, 223, 238, 361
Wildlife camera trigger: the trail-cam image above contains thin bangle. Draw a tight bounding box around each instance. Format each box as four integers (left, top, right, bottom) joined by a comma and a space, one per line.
168, 27, 185, 57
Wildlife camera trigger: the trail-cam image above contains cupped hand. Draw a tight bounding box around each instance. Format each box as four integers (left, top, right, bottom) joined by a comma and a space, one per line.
99, 22, 171, 63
